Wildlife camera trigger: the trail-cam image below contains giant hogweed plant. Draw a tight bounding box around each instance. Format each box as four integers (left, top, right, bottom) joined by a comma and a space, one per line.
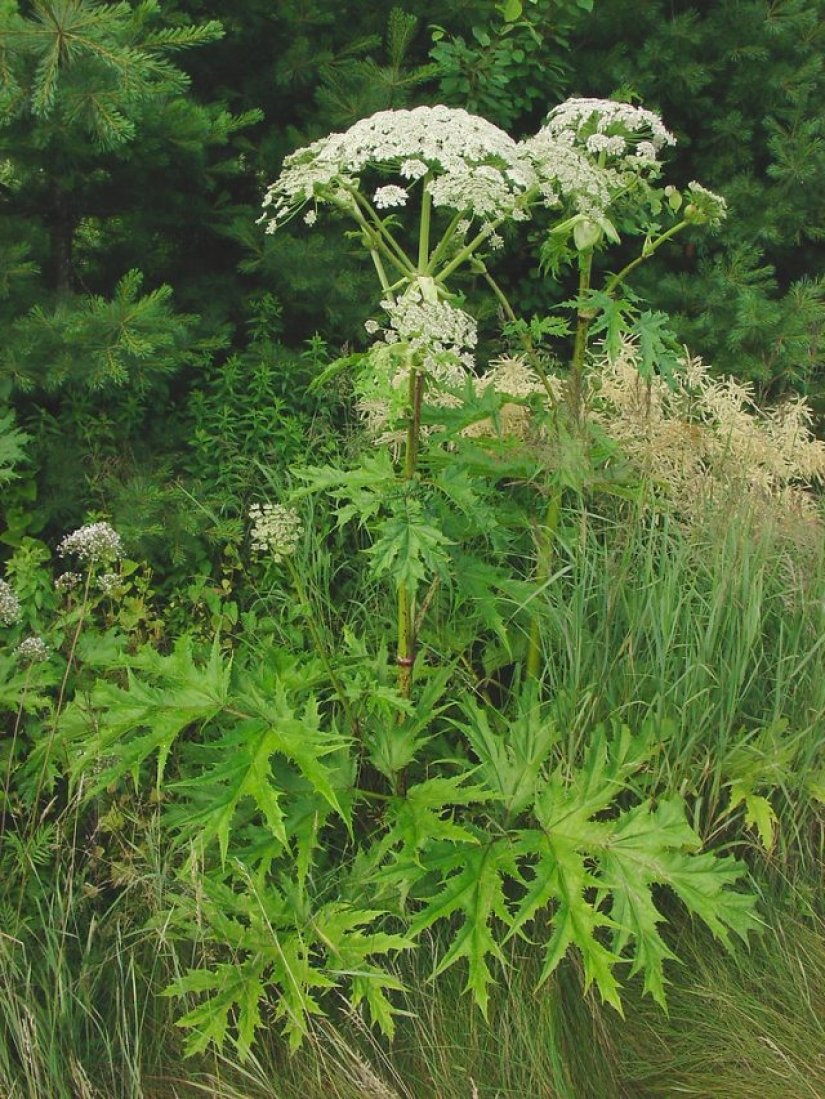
53, 100, 758, 1054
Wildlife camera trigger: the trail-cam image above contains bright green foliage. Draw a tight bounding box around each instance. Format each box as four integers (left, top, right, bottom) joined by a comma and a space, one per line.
166, 889, 410, 1053
59, 638, 347, 849
51, 625, 759, 1049
721, 720, 825, 854
1, 1, 822, 1085
5, 270, 204, 390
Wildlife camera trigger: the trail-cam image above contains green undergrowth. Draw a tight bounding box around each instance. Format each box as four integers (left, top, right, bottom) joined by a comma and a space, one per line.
1, 498, 823, 1097
2, 899, 823, 1099
169, 894, 825, 1099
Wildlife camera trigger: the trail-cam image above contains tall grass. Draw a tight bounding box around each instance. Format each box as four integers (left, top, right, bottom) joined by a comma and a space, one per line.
530, 503, 825, 869
0, 806, 187, 1099
608, 901, 825, 1098
175, 899, 825, 1099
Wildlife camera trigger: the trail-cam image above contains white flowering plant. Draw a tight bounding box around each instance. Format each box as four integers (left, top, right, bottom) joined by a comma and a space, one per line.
259, 96, 730, 686
43, 99, 767, 1061
58, 97, 747, 1055
260, 98, 725, 446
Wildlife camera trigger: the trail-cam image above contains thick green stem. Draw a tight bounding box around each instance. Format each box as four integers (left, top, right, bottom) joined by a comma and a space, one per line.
418, 179, 433, 272
426, 209, 467, 273
526, 485, 561, 682
396, 365, 423, 705
569, 249, 594, 423
434, 219, 505, 286
369, 248, 391, 293
348, 187, 416, 277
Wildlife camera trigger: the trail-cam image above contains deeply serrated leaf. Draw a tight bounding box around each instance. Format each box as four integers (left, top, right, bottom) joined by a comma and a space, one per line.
409, 840, 518, 1016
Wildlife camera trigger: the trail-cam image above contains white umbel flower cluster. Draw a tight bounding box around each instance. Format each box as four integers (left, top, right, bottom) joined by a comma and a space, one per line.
58, 522, 123, 564
259, 105, 536, 230
356, 279, 477, 442
520, 133, 613, 216
15, 635, 49, 664
378, 278, 478, 382
54, 571, 83, 593
97, 572, 121, 595
249, 503, 303, 563
521, 97, 676, 218
0, 578, 21, 626
373, 185, 409, 209
542, 97, 675, 155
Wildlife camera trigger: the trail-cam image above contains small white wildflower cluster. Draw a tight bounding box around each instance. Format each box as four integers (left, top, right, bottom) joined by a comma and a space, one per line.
58, 522, 123, 565
522, 97, 676, 219
685, 181, 727, 227
249, 503, 303, 563
259, 105, 536, 230
0, 578, 21, 626
15, 635, 48, 664
54, 571, 83, 593
373, 185, 409, 210
97, 572, 121, 596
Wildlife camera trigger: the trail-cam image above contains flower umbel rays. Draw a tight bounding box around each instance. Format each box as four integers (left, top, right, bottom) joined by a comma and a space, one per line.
259, 104, 537, 231
97, 572, 121, 595
356, 280, 478, 440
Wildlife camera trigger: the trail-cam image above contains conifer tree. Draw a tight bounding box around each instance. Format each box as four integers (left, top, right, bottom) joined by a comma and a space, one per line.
0, 1, 256, 535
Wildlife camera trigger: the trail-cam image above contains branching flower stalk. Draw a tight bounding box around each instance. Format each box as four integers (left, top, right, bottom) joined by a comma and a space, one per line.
13, 522, 123, 920
392, 178, 437, 706
605, 217, 690, 297
30, 621, 81, 817
569, 245, 595, 425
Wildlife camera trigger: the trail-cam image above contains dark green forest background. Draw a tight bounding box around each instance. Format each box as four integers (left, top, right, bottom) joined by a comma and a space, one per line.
2, 0, 823, 584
